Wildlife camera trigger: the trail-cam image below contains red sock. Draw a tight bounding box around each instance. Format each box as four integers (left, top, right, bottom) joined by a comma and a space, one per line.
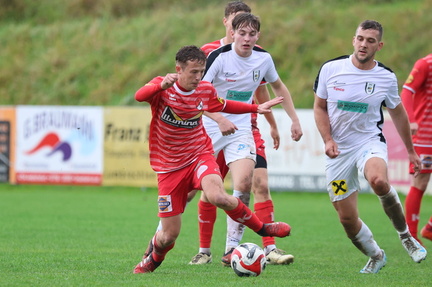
151, 235, 175, 263
225, 198, 263, 232
255, 200, 275, 247
198, 200, 217, 249
405, 186, 424, 238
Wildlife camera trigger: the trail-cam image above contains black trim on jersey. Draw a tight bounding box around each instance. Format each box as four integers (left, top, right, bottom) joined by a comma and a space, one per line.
377, 100, 386, 143
313, 55, 350, 92
203, 44, 270, 80
377, 61, 394, 74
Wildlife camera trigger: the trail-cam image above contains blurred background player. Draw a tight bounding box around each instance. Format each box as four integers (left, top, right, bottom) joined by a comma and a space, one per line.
133, 45, 291, 274
401, 53, 432, 244
189, 10, 302, 267
314, 20, 426, 274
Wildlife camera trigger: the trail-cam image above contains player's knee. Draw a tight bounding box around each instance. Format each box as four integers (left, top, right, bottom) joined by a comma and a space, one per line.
252, 179, 269, 198
339, 215, 357, 230
208, 193, 232, 209
157, 232, 178, 248
368, 175, 389, 194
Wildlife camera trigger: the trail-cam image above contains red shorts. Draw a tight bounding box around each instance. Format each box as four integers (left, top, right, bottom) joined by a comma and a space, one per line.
216, 130, 267, 178
157, 153, 222, 217
410, 145, 432, 174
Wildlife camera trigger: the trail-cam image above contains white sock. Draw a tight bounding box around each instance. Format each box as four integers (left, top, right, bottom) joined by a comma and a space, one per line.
199, 248, 211, 255
265, 244, 276, 255
352, 220, 381, 258
378, 186, 409, 234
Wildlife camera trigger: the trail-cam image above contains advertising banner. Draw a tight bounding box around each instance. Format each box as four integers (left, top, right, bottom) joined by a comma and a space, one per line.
0, 107, 16, 184
103, 107, 156, 187
15, 106, 103, 185
258, 109, 369, 192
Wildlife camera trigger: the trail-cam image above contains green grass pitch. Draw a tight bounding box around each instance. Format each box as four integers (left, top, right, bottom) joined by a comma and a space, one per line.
1, 184, 431, 286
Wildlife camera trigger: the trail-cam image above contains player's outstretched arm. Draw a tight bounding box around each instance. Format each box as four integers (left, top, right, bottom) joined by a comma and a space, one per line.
257, 96, 283, 114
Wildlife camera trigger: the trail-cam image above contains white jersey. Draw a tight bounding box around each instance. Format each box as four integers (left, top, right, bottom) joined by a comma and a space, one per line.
202, 43, 279, 134
313, 55, 400, 153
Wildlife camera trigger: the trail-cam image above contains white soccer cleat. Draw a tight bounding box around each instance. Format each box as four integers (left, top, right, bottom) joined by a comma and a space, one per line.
360, 249, 386, 274
266, 248, 294, 265
188, 252, 212, 265
400, 233, 427, 263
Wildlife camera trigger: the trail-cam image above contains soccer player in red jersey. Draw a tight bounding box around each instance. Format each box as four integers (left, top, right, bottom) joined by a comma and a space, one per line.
190, 1, 298, 267
132, 45, 291, 274
402, 53, 432, 244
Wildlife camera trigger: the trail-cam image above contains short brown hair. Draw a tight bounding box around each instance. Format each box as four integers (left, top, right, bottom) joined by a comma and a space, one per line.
224, 1, 251, 18
232, 12, 260, 32
358, 20, 383, 41
175, 45, 206, 67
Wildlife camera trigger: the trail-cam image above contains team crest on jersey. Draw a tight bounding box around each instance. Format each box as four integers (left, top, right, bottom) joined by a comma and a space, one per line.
253, 70, 260, 82
331, 179, 347, 196
196, 98, 203, 110
365, 82, 375, 95
158, 195, 172, 213
161, 106, 202, 129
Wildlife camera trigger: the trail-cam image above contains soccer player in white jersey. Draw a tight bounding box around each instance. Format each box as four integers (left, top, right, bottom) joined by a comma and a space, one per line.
189, 1, 296, 267
197, 12, 302, 265
313, 19, 427, 274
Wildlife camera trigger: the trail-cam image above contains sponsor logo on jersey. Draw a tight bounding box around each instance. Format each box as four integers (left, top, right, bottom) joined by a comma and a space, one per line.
331, 179, 347, 196
253, 70, 261, 82
365, 82, 375, 95
161, 106, 202, 129
337, 100, 368, 113
420, 154, 432, 169
158, 195, 172, 213
226, 90, 253, 102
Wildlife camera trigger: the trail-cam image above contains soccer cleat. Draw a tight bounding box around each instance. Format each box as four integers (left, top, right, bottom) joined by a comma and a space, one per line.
188, 252, 212, 265
421, 226, 432, 242
221, 248, 235, 267
360, 249, 386, 274
400, 233, 427, 263
266, 248, 294, 265
133, 253, 161, 274
257, 222, 291, 238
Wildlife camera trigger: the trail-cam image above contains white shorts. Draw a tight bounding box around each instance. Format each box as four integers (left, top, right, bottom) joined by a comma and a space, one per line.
326, 140, 388, 202
208, 130, 256, 165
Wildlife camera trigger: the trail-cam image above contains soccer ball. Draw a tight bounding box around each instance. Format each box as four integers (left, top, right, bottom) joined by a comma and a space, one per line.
231, 243, 266, 277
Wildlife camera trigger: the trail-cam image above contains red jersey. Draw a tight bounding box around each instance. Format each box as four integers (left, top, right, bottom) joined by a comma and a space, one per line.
402, 54, 432, 145
135, 77, 258, 173
201, 39, 224, 57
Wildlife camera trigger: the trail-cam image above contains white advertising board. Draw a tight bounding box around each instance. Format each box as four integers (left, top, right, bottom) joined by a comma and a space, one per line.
15, 106, 103, 185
